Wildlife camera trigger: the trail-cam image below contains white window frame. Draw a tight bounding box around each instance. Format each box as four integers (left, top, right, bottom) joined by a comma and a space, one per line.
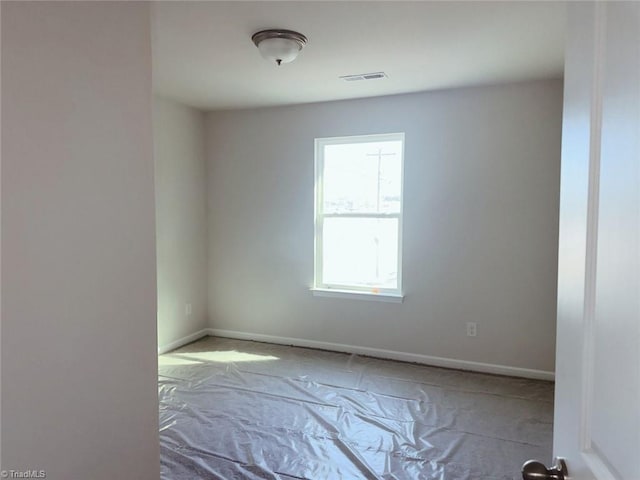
313, 133, 405, 302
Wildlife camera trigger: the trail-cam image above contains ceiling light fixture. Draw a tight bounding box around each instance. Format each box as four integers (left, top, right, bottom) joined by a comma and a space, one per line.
251, 29, 307, 66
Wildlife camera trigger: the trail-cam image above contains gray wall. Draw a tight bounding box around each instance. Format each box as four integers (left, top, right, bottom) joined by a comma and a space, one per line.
154, 96, 208, 350
206, 79, 562, 373
1, 2, 159, 478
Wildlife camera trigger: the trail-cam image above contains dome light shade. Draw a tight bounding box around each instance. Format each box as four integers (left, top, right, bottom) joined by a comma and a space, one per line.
251, 29, 307, 66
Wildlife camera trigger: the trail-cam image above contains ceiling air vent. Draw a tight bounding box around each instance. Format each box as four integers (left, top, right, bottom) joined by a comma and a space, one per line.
340, 72, 388, 82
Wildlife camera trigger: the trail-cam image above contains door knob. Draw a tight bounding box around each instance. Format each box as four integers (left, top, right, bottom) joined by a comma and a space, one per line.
522, 457, 567, 480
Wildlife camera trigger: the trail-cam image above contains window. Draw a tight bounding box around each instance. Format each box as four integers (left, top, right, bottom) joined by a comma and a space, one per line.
314, 133, 404, 300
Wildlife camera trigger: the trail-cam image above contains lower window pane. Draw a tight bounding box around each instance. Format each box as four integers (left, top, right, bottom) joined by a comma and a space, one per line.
322, 217, 398, 289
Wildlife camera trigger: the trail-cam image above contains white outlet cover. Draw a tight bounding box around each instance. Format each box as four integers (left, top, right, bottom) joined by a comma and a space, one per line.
466, 322, 477, 337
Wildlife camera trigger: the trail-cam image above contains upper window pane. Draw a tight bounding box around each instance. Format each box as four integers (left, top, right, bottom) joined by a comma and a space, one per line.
322, 140, 402, 214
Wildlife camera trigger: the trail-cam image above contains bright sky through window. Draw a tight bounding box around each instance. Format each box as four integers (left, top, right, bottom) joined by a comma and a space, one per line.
314, 133, 404, 295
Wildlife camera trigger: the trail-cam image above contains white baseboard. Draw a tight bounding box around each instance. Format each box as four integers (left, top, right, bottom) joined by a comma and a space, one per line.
206, 328, 555, 381
158, 328, 210, 355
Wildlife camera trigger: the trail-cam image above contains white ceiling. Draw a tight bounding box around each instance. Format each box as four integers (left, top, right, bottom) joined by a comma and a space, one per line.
152, 1, 566, 111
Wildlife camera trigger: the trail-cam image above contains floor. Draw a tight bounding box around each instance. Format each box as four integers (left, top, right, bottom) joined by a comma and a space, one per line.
159, 336, 553, 480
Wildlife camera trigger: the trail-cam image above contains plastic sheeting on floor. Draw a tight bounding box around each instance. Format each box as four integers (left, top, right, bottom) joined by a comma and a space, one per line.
159, 337, 553, 480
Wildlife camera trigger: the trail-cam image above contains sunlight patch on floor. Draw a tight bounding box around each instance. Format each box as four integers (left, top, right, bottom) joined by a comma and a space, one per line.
170, 350, 279, 363
158, 356, 202, 367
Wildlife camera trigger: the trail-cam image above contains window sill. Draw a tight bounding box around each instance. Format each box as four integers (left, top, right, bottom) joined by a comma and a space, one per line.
310, 288, 404, 303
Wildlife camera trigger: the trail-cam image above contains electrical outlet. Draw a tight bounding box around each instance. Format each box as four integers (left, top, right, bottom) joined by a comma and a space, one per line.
185, 303, 192, 316
466, 322, 477, 337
